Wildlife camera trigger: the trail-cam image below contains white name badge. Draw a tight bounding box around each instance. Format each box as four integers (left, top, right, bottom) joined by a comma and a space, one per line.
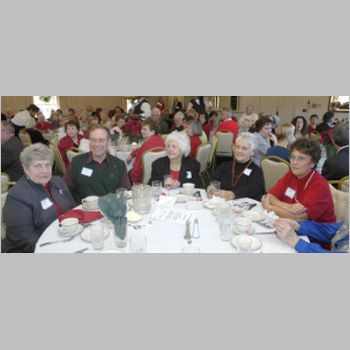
41, 198, 53, 210
285, 187, 296, 199
243, 168, 252, 176
81, 167, 93, 177
186, 171, 192, 179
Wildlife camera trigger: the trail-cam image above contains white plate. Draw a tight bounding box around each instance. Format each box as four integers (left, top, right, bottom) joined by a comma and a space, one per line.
127, 211, 143, 222
232, 225, 256, 236
241, 211, 266, 222
204, 197, 225, 209
58, 224, 84, 237
231, 235, 262, 252
82, 204, 100, 211
176, 194, 191, 203
80, 229, 109, 242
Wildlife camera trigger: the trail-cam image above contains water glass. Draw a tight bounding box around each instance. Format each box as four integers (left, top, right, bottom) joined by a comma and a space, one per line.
219, 219, 233, 241
129, 235, 147, 253
210, 180, 221, 196
90, 224, 105, 250
132, 184, 152, 214
151, 180, 162, 201
113, 223, 128, 248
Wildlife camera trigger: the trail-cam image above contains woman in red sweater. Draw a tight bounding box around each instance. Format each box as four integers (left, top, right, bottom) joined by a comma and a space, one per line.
127, 119, 165, 184
184, 116, 203, 158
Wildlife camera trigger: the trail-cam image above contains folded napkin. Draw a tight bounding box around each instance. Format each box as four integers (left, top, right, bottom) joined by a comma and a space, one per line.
98, 193, 127, 240
59, 209, 103, 224
158, 195, 176, 208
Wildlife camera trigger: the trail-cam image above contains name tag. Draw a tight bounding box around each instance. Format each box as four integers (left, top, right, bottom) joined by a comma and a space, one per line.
243, 168, 252, 176
186, 171, 192, 179
285, 187, 296, 199
41, 198, 53, 210
81, 167, 93, 177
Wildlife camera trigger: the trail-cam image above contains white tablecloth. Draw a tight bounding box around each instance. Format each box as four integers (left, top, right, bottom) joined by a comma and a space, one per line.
35, 196, 306, 254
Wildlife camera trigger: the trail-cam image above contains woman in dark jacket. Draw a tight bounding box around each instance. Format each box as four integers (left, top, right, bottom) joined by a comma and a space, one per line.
150, 132, 201, 189
2, 143, 75, 253
208, 132, 265, 201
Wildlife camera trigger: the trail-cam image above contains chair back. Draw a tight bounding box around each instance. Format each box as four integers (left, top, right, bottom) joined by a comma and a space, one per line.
142, 148, 167, 184
50, 144, 66, 175
216, 132, 233, 157
207, 135, 218, 170
328, 176, 349, 192
18, 130, 32, 147
310, 131, 321, 143
261, 157, 290, 192
329, 184, 349, 222
67, 150, 81, 163
196, 144, 212, 174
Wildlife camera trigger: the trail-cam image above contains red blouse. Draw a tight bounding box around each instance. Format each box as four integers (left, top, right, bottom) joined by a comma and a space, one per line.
170, 170, 180, 181
58, 134, 85, 166
189, 135, 202, 158
269, 170, 336, 223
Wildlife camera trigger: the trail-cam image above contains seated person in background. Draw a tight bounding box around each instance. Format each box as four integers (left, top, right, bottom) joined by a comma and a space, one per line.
266, 122, 295, 163
2, 144, 76, 253
262, 138, 336, 223
207, 132, 265, 201
322, 124, 349, 181
184, 116, 203, 158
150, 132, 201, 189
251, 116, 277, 166
216, 108, 239, 144
291, 116, 308, 139
150, 107, 169, 134
316, 112, 334, 135
58, 120, 85, 167
200, 111, 218, 138
100, 111, 112, 129
238, 104, 259, 133
64, 125, 131, 202
36, 112, 54, 133
171, 111, 185, 132
83, 116, 99, 138
127, 119, 165, 184
274, 218, 348, 253
57, 116, 70, 141
1, 120, 24, 181
67, 108, 79, 124
307, 114, 319, 135
25, 119, 49, 145
11, 104, 39, 136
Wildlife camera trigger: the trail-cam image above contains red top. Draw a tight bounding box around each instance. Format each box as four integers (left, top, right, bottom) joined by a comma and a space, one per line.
307, 124, 316, 135
170, 170, 180, 181
58, 134, 85, 166
129, 135, 165, 184
216, 119, 239, 144
269, 170, 336, 223
189, 135, 202, 158
36, 121, 54, 132
203, 123, 212, 138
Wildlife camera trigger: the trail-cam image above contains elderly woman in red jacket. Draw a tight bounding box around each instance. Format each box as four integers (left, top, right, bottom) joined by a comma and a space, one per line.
127, 119, 165, 184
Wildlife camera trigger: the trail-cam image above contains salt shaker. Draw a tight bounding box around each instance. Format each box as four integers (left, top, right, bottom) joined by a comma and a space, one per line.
192, 218, 200, 239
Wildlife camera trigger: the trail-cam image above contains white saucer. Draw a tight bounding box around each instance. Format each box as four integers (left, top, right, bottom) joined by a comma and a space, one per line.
241, 211, 266, 222
82, 204, 100, 211
232, 225, 256, 236
58, 224, 84, 237
127, 211, 143, 223
231, 235, 262, 252
176, 194, 191, 203
80, 229, 109, 242
204, 197, 225, 209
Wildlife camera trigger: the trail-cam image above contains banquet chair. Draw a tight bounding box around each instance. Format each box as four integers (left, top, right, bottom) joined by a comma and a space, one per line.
310, 131, 321, 144
261, 156, 291, 192
215, 132, 233, 158
67, 149, 81, 163
328, 176, 349, 192
329, 184, 349, 222
207, 135, 218, 171
142, 148, 167, 184
18, 130, 32, 147
50, 144, 66, 175
195, 144, 212, 187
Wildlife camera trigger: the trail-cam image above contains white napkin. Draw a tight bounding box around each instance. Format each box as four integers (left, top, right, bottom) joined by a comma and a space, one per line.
157, 196, 176, 208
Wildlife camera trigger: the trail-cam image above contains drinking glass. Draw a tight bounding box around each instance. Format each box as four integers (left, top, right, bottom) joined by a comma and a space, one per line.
210, 180, 221, 197
129, 235, 147, 253
113, 222, 128, 248
151, 180, 162, 201
90, 224, 105, 250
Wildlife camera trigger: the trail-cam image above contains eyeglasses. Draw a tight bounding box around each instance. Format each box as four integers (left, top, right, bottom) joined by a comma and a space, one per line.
290, 155, 309, 163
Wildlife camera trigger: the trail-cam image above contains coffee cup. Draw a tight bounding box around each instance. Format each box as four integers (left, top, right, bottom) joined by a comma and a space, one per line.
237, 235, 253, 253
234, 217, 253, 234
60, 218, 79, 235
82, 196, 99, 210
183, 183, 195, 195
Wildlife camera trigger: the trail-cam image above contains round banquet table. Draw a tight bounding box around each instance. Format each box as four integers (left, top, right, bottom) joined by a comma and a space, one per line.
35, 195, 307, 254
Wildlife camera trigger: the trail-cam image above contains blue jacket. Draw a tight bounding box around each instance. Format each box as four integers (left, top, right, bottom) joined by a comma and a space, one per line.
295, 221, 348, 253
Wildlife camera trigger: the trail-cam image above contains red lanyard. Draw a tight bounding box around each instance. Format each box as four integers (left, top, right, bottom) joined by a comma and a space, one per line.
45, 183, 63, 216
231, 160, 252, 187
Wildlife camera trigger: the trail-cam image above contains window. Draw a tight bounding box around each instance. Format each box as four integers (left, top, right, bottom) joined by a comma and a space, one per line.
33, 96, 60, 119
329, 96, 349, 113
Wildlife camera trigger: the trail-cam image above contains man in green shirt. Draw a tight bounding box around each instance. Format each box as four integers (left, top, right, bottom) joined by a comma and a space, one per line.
64, 125, 131, 202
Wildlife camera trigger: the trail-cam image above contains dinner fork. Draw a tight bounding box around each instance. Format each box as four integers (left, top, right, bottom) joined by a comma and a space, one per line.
39, 235, 76, 247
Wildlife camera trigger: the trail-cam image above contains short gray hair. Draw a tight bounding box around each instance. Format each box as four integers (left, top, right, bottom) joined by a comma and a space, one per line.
189, 119, 203, 136
174, 111, 184, 120
166, 132, 191, 157
236, 132, 256, 152
152, 107, 161, 116
20, 143, 54, 167
332, 124, 349, 147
